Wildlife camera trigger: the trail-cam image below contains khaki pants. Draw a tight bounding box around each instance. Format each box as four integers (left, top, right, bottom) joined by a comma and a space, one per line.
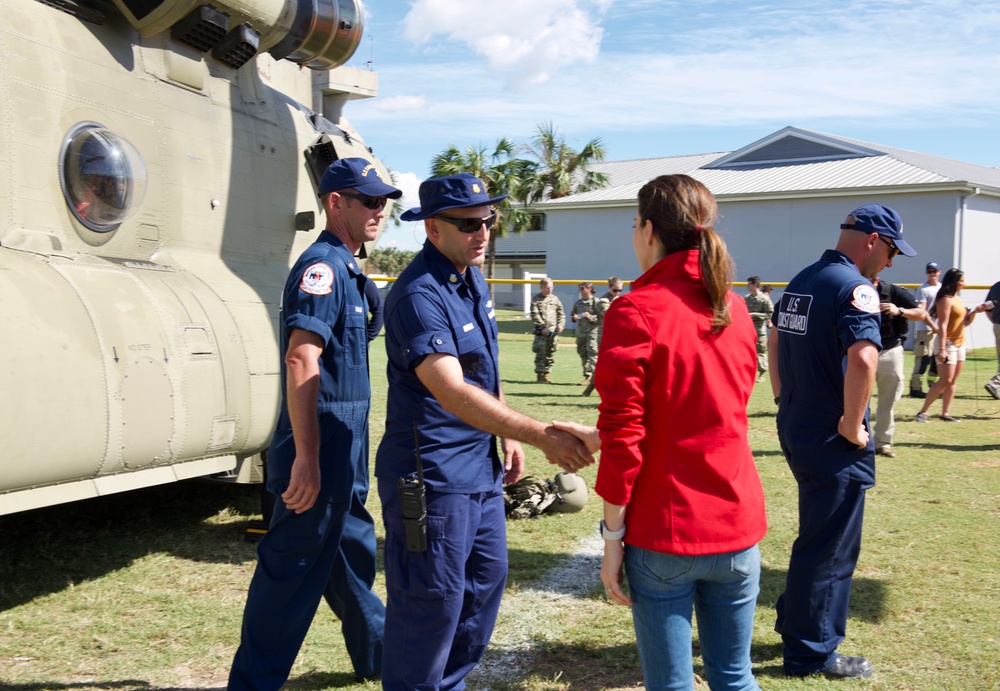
909, 328, 938, 391
875, 345, 904, 450
988, 323, 1000, 396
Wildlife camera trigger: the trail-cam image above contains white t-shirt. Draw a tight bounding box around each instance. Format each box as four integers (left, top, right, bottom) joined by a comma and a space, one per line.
914, 281, 941, 328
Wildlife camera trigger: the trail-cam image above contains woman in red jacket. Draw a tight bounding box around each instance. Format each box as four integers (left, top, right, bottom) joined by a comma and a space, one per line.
561, 175, 766, 690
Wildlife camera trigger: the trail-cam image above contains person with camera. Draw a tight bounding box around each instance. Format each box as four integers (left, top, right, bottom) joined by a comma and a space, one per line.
983, 280, 1000, 400
871, 275, 926, 457
375, 173, 594, 691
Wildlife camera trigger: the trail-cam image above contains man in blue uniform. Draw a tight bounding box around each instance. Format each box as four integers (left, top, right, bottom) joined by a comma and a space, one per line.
376, 174, 594, 691
230, 158, 401, 689
769, 204, 917, 679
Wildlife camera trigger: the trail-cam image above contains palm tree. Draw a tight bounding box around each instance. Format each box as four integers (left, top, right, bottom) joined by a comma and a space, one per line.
430, 139, 539, 288
521, 121, 609, 202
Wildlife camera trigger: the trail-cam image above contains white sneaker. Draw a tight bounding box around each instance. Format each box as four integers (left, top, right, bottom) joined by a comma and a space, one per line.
915, 412, 929, 423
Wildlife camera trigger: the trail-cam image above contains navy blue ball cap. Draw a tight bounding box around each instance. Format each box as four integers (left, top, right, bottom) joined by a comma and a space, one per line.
318, 157, 402, 198
400, 173, 508, 221
843, 203, 917, 257
925, 261, 940, 272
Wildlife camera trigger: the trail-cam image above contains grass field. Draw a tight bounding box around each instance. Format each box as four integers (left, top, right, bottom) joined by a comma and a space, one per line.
2, 310, 999, 690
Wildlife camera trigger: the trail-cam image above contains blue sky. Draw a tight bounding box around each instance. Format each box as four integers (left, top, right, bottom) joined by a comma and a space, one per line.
341, 0, 1000, 250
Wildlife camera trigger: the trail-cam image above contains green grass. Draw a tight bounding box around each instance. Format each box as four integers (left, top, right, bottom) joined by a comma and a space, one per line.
1, 310, 998, 690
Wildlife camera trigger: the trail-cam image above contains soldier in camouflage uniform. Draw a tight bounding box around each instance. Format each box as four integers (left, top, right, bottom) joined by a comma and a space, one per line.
744, 276, 773, 382
584, 277, 624, 397
572, 282, 600, 385
595, 276, 624, 344
530, 277, 564, 383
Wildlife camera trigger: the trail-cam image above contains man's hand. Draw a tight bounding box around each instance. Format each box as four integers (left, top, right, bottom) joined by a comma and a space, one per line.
540, 327, 550, 336
282, 456, 321, 513
538, 426, 595, 472
551, 420, 601, 454
837, 416, 870, 449
501, 438, 526, 485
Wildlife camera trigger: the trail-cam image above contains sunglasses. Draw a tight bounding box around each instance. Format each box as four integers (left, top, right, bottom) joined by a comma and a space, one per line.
340, 191, 388, 210
433, 212, 498, 233
878, 236, 900, 260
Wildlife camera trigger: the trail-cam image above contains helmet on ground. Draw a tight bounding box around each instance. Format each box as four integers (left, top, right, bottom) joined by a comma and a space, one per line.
547, 472, 588, 513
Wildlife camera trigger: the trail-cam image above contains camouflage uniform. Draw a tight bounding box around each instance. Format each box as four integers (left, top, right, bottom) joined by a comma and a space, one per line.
596, 290, 619, 344
572, 296, 600, 379
744, 291, 774, 376
531, 291, 564, 375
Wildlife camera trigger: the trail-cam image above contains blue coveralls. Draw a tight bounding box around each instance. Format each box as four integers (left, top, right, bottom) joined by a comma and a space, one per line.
772, 249, 882, 675
229, 231, 385, 689
375, 240, 506, 691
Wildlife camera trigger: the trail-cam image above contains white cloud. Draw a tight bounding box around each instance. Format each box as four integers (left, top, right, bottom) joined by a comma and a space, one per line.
349, 0, 1000, 174
373, 95, 428, 112
392, 170, 423, 210
402, 0, 607, 86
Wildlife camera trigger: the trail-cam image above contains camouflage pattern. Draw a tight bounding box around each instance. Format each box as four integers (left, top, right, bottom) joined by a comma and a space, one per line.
531, 291, 564, 374
744, 291, 774, 374
596, 290, 619, 343
572, 296, 600, 378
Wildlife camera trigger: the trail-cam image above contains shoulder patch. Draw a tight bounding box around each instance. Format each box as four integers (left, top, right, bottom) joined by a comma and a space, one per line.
851, 284, 880, 313
300, 262, 334, 295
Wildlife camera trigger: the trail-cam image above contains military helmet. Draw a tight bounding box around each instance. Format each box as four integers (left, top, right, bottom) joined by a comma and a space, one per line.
547, 472, 588, 513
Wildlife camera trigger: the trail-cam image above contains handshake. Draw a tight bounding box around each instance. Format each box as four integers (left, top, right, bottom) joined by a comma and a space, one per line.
537, 420, 601, 473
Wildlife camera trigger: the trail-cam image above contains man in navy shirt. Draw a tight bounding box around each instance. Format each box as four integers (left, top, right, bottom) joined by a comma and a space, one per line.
769, 204, 917, 679
230, 158, 401, 689
376, 174, 594, 690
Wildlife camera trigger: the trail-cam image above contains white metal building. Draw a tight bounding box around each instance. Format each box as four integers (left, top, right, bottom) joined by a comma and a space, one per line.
494, 126, 1000, 347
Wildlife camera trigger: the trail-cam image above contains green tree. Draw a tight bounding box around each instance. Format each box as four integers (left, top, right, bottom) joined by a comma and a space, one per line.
521, 121, 609, 202
368, 246, 415, 276
429, 139, 539, 288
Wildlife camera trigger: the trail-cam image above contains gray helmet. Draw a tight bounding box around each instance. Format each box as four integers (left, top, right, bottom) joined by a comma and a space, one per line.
547, 472, 588, 513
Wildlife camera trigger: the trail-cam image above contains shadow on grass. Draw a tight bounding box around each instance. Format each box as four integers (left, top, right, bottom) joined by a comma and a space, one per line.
0, 481, 263, 611
512, 563, 885, 690
0, 682, 153, 690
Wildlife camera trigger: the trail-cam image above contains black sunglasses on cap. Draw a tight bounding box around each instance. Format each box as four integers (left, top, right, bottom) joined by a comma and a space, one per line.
433, 211, 498, 233
341, 191, 388, 210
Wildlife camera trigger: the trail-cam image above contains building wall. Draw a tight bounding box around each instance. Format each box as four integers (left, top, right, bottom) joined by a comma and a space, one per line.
544, 191, 999, 347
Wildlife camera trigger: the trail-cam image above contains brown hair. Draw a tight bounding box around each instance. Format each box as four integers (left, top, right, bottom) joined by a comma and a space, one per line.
637, 174, 734, 332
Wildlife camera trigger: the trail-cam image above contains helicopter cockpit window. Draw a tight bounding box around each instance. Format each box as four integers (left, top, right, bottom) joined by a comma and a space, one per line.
59, 123, 148, 233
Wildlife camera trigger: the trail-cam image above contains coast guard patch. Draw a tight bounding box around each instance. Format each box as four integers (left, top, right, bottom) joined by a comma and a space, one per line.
851, 284, 880, 313
300, 262, 334, 295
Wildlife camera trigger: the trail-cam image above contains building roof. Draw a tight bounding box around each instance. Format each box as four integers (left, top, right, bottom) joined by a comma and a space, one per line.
541, 126, 1000, 207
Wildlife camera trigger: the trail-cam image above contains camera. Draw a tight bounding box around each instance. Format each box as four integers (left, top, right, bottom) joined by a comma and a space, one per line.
398, 474, 427, 553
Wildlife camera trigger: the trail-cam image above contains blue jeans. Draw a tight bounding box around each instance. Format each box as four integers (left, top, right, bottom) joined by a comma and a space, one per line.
625, 544, 761, 691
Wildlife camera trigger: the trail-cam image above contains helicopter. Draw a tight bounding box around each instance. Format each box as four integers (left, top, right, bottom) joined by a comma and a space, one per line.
0, 0, 394, 515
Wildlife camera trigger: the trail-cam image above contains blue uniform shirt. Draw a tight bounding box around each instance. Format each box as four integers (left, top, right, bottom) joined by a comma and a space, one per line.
268, 231, 370, 500
376, 240, 502, 493
774, 249, 882, 479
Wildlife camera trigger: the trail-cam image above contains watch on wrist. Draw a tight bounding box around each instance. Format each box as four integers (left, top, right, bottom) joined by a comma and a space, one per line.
599, 519, 626, 541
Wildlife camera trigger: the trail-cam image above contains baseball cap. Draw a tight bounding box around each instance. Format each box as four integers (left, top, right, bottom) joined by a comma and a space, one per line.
317, 157, 402, 198
925, 262, 940, 272
841, 204, 916, 257
400, 173, 508, 221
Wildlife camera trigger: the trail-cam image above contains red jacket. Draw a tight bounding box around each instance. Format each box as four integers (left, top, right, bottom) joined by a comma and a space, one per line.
594, 250, 767, 555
